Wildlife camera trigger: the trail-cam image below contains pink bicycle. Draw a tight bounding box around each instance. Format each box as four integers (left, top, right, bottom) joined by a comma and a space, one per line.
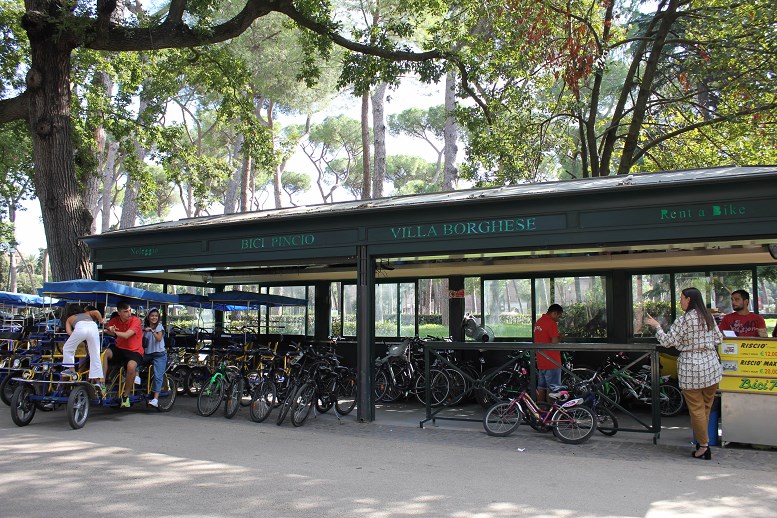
483, 389, 596, 444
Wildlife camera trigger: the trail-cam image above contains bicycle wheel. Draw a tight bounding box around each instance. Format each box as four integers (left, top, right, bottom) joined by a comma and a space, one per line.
414, 368, 449, 407
241, 370, 261, 407
171, 365, 190, 395
374, 368, 401, 402
10, 384, 36, 427
483, 401, 523, 437
658, 383, 685, 417
156, 374, 177, 412
276, 383, 297, 425
249, 379, 276, 423
479, 369, 528, 407
315, 377, 336, 414
599, 380, 621, 410
443, 368, 468, 405
291, 382, 316, 427
595, 405, 618, 436
197, 378, 224, 416
561, 368, 598, 387
67, 385, 90, 430
335, 375, 358, 415
186, 367, 209, 397
1, 373, 21, 406
552, 405, 596, 444
271, 368, 290, 408
223, 377, 244, 419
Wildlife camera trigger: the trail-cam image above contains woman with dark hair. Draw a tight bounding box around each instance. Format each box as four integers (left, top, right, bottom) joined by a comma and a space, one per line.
645, 287, 723, 460
142, 308, 167, 408
61, 304, 104, 388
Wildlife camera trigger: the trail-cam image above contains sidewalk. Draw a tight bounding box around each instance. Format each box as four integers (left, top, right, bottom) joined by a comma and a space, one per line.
375, 399, 771, 452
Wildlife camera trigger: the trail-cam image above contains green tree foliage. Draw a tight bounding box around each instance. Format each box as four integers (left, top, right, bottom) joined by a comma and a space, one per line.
436, 0, 777, 184
0, 0, 447, 280
0, 120, 34, 252
300, 115, 365, 201
385, 155, 439, 193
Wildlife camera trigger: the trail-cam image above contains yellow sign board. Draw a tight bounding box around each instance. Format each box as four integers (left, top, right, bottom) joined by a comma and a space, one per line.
719, 376, 777, 394
719, 340, 777, 359
719, 338, 777, 394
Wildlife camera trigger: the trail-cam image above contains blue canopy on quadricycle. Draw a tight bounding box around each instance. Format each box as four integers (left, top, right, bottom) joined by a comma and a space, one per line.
175, 293, 251, 312
0, 291, 63, 308
39, 280, 179, 306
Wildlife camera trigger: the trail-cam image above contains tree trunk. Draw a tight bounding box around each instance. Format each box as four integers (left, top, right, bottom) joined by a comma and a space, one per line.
442, 71, 458, 191
242, 153, 253, 211
360, 91, 371, 200
26, 9, 92, 281
371, 82, 387, 198
101, 142, 118, 232
120, 95, 150, 229
617, 0, 683, 175
120, 176, 140, 229
42, 249, 49, 283
224, 135, 243, 214
86, 70, 114, 233
9, 209, 17, 292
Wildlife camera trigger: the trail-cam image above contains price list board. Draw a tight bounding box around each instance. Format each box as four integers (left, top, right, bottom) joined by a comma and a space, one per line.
718, 338, 777, 395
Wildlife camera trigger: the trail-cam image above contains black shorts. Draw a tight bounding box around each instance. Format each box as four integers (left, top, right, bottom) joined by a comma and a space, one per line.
108, 345, 143, 367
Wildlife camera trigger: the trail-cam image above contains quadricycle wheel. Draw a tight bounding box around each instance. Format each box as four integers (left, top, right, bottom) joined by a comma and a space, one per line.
67, 385, 90, 430
11, 384, 36, 427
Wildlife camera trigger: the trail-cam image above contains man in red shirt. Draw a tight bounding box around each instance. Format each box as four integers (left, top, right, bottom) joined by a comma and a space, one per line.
533, 304, 564, 402
719, 290, 766, 337
103, 301, 144, 407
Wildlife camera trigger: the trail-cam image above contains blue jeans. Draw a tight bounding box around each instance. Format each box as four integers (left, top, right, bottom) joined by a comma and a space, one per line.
537, 368, 561, 392
143, 351, 167, 393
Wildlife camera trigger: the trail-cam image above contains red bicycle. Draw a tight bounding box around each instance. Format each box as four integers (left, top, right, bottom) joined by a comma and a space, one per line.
483, 389, 596, 444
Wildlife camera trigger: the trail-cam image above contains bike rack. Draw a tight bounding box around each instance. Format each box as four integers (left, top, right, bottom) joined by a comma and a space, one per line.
421, 342, 663, 444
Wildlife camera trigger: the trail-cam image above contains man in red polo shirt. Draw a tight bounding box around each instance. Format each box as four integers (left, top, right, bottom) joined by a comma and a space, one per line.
103, 301, 144, 408
719, 289, 767, 337
533, 304, 564, 402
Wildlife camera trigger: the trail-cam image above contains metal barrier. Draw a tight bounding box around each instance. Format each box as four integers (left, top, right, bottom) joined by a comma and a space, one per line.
421, 342, 665, 443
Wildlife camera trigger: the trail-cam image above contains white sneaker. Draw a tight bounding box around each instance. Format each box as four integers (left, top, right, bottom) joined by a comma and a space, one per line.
148, 398, 159, 408
134, 376, 141, 385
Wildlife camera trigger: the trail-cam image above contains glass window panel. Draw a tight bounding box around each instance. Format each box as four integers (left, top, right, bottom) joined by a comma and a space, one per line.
269, 286, 307, 335
306, 286, 315, 336
674, 272, 710, 315
551, 276, 607, 339
709, 270, 753, 314
342, 284, 357, 336
418, 278, 450, 338
464, 277, 481, 317
399, 283, 416, 337
757, 266, 777, 335
632, 273, 671, 337
484, 279, 533, 338
330, 283, 342, 337
375, 283, 399, 336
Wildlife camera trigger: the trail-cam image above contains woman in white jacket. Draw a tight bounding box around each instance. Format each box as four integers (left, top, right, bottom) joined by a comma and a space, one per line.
645, 287, 723, 460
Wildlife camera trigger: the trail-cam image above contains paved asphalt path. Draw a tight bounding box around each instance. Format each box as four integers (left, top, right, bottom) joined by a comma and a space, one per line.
0, 396, 774, 518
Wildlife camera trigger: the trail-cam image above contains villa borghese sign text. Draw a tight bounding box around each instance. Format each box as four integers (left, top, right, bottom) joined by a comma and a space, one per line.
369, 214, 566, 242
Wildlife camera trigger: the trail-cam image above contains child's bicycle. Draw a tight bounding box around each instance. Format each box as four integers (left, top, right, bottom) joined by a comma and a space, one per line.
483, 389, 596, 444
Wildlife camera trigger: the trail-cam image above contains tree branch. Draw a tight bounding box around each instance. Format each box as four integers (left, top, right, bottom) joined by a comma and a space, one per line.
633, 103, 777, 162
0, 93, 30, 124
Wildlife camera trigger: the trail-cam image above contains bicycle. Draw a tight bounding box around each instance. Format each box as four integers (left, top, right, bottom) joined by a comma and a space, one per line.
483, 389, 597, 444
197, 360, 241, 417
597, 352, 684, 416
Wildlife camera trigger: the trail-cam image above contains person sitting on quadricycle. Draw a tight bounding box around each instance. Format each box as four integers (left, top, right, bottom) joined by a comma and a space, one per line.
103, 301, 144, 408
